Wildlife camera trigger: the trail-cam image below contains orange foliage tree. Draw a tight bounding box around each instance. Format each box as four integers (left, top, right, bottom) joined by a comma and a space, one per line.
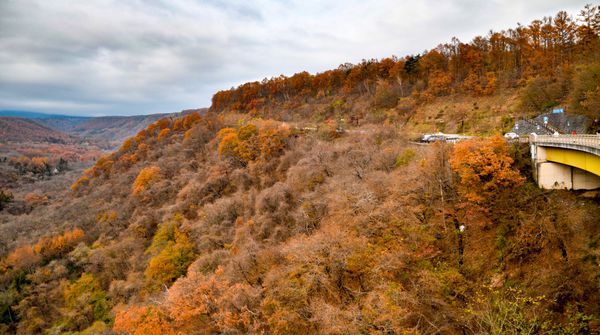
182, 112, 201, 129
4, 228, 85, 271
217, 127, 257, 165
427, 71, 453, 96
146, 118, 172, 136
217, 124, 289, 165
33, 228, 85, 261
449, 136, 525, 205
114, 305, 176, 335
4, 245, 40, 272
30, 157, 50, 175
165, 268, 261, 333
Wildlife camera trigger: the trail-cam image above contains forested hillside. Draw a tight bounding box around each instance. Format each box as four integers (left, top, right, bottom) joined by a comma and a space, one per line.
0, 5, 599, 335
212, 5, 599, 131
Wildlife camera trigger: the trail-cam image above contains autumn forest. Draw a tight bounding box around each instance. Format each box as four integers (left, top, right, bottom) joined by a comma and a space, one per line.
1, 5, 600, 335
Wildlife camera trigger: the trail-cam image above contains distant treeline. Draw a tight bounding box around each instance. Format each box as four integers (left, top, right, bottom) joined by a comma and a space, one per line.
211, 5, 600, 117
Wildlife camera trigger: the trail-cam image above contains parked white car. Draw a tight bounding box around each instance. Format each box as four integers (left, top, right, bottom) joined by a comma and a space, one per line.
504, 132, 519, 140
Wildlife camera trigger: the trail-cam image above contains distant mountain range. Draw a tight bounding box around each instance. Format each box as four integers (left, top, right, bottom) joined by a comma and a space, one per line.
0, 110, 90, 119
0, 109, 207, 147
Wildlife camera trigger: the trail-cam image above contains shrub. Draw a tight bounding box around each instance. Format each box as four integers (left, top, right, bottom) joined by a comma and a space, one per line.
0, 189, 13, 211
63, 273, 110, 329
157, 128, 171, 141
33, 228, 85, 260
467, 288, 545, 334
395, 149, 416, 167
258, 126, 289, 161
93, 156, 115, 178
182, 112, 202, 130
373, 81, 399, 108
317, 122, 342, 141
238, 124, 258, 140
24, 192, 48, 207
119, 138, 136, 153
5, 245, 40, 271
71, 175, 90, 192
132, 166, 162, 195
114, 305, 175, 335
146, 222, 178, 255
218, 133, 242, 161
4, 228, 85, 271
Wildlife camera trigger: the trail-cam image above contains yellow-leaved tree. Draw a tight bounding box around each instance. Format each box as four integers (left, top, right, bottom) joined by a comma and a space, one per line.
132, 166, 161, 195
143, 222, 195, 291
62, 273, 110, 330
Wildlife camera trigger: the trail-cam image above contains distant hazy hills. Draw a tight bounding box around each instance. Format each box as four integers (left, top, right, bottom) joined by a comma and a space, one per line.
0, 110, 89, 119
0, 117, 76, 144
0, 109, 207, 147
56, 115, 179, 142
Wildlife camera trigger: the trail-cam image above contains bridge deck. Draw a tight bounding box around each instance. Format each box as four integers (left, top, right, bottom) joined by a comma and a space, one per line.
530, 134, 600, 156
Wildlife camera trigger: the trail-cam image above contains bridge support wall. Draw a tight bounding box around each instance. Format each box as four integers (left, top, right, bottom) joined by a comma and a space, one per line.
573, 167, 600, 189
536, 162, 600, 189
533, 146, 600, 190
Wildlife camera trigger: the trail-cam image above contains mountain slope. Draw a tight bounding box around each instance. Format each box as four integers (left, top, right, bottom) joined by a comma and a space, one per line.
1, 111, 598, 334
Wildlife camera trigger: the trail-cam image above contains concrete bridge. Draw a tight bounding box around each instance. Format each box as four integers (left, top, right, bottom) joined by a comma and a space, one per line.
530, 134, 600, 190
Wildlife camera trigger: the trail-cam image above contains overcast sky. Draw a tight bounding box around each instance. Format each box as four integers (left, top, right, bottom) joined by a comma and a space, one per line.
0, 0, 591, 116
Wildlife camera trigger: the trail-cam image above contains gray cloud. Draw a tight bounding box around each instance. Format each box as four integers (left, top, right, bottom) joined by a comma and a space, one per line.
0, 0, 591, 116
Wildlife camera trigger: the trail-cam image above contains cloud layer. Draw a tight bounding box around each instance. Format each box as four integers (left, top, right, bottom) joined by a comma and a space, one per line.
0, 0, 590, 116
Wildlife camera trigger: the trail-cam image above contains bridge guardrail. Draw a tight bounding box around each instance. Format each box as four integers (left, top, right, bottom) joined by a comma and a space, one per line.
529, 134, 600, 150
